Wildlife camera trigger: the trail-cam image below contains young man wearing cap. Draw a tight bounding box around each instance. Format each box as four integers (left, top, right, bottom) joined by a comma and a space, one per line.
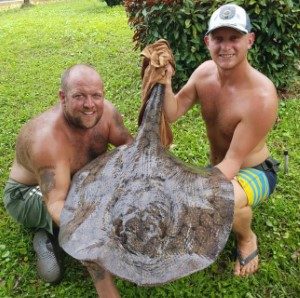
163, 4, 279, 276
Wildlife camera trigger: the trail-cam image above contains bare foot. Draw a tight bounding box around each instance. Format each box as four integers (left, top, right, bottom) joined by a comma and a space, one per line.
234, 233, 259, 276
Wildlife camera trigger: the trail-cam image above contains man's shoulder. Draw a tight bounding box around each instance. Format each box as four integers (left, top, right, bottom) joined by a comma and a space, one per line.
17, 105, 67, 155
188, 61, 218, 96
187, 60, 217, 91
242, 69, 278, 126
103, 99, 117, 113
193, 60, 216, 76
19, 106, 59, 136
102, 99, 121, 123
250, 68, 278, 103
252, 67, 275, 88
14, 106, 68, 174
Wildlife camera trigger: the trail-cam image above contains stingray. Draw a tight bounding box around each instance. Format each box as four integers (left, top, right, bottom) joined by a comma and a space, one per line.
59, 83, 234, 286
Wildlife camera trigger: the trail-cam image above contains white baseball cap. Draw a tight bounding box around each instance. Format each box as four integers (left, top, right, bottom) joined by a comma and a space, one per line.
206, 4, 252, 35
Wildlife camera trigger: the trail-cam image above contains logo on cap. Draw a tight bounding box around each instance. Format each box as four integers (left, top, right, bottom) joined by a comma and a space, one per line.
219, 6, 236, 20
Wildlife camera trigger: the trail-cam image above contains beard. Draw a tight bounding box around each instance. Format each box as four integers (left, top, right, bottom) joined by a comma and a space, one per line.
64, 109, 101, 129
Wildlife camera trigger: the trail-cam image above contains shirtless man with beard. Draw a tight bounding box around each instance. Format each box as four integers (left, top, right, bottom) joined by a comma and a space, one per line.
4, 64, 132, 297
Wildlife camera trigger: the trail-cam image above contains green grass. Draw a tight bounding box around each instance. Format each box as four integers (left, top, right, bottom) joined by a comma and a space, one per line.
0, 0, 299, 297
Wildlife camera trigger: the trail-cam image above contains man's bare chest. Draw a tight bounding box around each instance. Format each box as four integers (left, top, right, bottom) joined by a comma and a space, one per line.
200, 95, 242, 136
69, 132, 109, 173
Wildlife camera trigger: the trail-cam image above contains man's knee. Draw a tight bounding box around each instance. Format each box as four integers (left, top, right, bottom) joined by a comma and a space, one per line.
4, 182, 53, 233
232, 179, 248, 210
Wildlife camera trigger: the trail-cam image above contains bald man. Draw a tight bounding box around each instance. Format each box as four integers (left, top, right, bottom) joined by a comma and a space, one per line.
4, 64, 132, 297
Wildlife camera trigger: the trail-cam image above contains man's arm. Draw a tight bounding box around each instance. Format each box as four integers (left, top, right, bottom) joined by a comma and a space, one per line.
107, 103, 133, 147
38, 162, 71, 225
163, 65, 198, 123
32, 137, 71, 226
216, 93, 278, 180
82, 261, 120, 298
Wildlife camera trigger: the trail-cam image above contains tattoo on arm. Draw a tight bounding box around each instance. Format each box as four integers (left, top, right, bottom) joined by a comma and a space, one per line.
40, 168, 56, 195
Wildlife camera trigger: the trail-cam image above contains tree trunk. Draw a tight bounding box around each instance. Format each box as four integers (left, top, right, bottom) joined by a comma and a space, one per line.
22, 0, 33, 8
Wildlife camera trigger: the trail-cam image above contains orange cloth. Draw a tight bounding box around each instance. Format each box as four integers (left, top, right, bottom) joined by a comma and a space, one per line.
138, 39, 175, 148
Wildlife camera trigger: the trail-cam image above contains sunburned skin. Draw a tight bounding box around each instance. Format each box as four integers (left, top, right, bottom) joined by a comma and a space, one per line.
11, 107, 108, 177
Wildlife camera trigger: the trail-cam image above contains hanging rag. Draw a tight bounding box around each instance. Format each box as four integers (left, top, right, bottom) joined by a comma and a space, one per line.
138, 39, 175, 148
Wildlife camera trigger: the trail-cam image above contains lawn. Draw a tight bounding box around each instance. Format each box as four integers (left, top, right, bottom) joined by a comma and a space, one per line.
0, 0, 299, 297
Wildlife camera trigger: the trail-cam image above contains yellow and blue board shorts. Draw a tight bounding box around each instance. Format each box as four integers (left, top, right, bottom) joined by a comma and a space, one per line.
236, 158, 278, 207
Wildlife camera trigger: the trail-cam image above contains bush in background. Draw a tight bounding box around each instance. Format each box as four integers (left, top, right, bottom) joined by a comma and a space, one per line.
124, 0, 300, 92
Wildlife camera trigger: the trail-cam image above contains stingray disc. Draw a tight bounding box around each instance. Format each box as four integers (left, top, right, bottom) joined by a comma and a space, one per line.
59, 84, 234, 286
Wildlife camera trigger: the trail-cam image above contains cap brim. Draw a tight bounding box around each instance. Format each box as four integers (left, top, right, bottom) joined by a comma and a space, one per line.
206, 25, 248, 35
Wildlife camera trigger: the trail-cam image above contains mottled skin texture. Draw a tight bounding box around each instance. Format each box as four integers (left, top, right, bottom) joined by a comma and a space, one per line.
59, 84, 234, 286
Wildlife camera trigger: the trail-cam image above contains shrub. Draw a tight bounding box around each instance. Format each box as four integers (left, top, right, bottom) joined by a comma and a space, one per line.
124, 0, 300, 91
104, 0, 123, 7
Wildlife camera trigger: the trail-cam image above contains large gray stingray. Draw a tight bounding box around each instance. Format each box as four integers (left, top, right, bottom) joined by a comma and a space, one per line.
59, 84, 234, 286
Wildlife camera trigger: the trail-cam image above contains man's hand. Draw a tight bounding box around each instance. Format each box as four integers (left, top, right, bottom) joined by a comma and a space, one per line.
215, 159, 242, 181
166, 63, 175, 77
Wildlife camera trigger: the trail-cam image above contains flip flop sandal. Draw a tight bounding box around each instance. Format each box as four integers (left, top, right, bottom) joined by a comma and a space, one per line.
237, 249, 258, 266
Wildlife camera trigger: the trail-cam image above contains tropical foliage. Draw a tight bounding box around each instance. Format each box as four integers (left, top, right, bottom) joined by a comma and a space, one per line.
124, 0, 300, 91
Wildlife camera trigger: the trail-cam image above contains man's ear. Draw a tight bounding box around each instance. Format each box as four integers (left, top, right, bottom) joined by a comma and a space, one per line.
59, 90, 66, 105
247, 32, 255, 49
204, 35, 210, 47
